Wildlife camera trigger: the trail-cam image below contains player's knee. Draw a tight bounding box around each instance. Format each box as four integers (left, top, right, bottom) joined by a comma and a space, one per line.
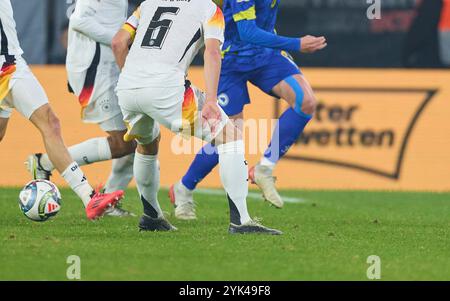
215, 121, 242, 145
301, 94, 317, 116
109, 135, 136, 158
121, 140, 136, 156
284, 76, 315, 117
34, 105, 61, 137
136, 135, 160, 156
46, 110, 62, 138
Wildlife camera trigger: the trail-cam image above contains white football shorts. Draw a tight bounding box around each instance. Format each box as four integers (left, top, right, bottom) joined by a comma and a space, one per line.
117, 83, 229, 145
98, 112, 127, 132
0, 58, 48, 119
67, 62, 123, 125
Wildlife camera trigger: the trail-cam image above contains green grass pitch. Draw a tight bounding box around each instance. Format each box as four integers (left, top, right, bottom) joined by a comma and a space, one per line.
1, 187, 449, 280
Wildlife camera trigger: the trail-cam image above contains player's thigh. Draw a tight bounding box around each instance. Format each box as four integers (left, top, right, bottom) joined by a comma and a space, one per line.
218, 71, 250, 117
100, 113, 131, 146
249, 53, 300, 97
272, 73, 316, 115
184, 84, 243, 144
29, 104, 63, 137
120, 85, 232, 145
189, 85, 235, 143
99, 113, 136, 157
122, 111, 160, 147
10, 74, 60, 135
117, 89, 160, 146
249, 53, 316, 113
9, 68, 49, 121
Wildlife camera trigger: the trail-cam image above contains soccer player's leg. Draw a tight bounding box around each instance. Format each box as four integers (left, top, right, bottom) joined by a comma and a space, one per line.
118, 89, 176, 232
26, 90, 136, 217
250, 53, 316, 208
169, 140, 217, 220
29, 107, 124, 220
12, 68, 123, 219
0, 62, 14, 143
135, 138, 176, 232
0, 109, 11, 143
100, 115, 136, 217
102, 152, 136, 217
188, 85, 281, 235
28, 102, 136, 185
170, 73, 249, 220
27, 131, 123, 181
102, 122, 136, 194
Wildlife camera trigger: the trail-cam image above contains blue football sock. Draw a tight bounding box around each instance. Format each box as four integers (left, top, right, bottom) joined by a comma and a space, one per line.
181, 143, 219, 190
264, 107, 312, 163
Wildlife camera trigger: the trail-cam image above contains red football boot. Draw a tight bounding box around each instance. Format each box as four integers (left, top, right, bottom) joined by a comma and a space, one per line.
86, 186, 124, 220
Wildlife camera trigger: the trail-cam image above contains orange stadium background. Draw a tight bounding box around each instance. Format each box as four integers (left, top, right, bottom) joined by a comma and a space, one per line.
1, 66, 449, 191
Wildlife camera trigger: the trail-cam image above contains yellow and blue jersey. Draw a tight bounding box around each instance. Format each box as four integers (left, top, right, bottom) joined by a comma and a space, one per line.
222, 0, 280, 66
217, 0, 301, 116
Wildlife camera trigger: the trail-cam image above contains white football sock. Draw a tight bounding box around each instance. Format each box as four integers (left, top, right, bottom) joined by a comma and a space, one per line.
40, 137, 112, 171
134, 152, 163, 218
260, 156, 276, 170
104, 153, 134, 193
217, 140, 252, 225
61, 162, 93, 207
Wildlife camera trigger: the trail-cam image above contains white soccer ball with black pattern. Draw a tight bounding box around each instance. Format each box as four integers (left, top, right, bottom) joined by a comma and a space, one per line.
18, 180, 62, 222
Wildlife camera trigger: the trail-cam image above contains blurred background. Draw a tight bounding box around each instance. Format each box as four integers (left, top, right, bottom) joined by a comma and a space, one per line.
3, 0, 449, 191
10, 0, 450, 68
2, 1, 450, 281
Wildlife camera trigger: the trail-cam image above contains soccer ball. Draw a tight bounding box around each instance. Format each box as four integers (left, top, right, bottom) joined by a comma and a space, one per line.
19, 180, 62, 222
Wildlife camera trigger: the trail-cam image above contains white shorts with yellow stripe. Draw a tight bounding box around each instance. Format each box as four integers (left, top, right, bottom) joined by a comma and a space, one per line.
0, 58, 48, 119
117, 83, 229, 145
